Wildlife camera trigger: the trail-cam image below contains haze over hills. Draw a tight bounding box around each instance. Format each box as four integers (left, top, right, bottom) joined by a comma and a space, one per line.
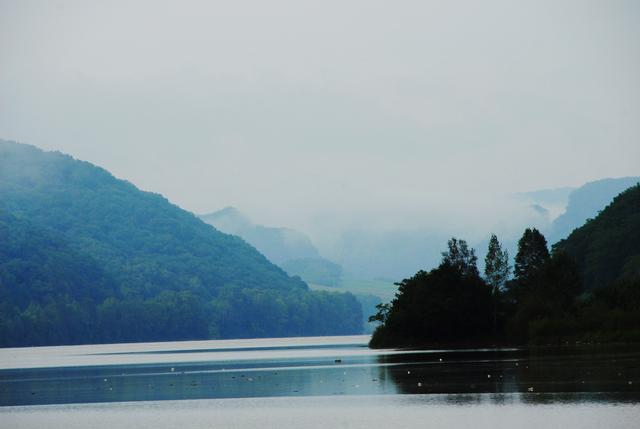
198, 176, 640, 298
514, 187, 575, 222
200, 207, 320, 264
513, 177, 639, 243
199, 207, 387, 332
0, 140, 362, 346
200, 207, 346, 287
546, 177, 640, 245
320, 177, 640, 282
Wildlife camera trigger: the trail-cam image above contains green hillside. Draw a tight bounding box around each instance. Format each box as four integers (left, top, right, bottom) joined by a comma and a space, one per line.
554, 183, 640, 290
0, 141, 362, 346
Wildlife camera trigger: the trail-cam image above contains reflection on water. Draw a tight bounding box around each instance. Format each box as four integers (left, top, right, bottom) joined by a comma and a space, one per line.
0, 336, 639, 407
378, 345, 640, 401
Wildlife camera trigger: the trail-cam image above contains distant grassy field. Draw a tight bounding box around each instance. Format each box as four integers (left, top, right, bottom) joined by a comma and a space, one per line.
340, 276, 398, 302
308, 278, 397, 301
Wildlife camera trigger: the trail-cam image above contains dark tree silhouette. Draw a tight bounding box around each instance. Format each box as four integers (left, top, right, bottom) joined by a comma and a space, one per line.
441, 237, 479, 278
485, 234, 510, 293
370, 238, 492, 348
514, 228, 550, 286
484, 234, 510, 334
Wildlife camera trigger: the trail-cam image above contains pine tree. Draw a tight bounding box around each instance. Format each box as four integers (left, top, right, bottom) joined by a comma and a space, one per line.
484, 234, 510, 335
484, 234, 510, 293
514, 228, 550, 285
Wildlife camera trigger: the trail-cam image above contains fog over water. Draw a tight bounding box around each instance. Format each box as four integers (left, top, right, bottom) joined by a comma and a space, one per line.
1, 0, 639, 257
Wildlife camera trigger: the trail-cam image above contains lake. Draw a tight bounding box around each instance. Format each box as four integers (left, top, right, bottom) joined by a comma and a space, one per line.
1, 335, 639, 428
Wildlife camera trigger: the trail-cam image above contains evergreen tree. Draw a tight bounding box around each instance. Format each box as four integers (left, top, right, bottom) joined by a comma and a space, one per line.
514, 228, 550, 285
484, 234, 510, 335
484, 234, 510, 293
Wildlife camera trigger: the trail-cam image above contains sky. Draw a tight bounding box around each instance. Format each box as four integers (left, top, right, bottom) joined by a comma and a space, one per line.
1, 0, 639, 243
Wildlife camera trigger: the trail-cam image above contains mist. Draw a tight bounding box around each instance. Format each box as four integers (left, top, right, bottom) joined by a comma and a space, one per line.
1, 0, 639, 264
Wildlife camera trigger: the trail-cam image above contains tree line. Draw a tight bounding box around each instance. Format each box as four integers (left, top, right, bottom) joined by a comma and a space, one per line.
369, 227, 640, 347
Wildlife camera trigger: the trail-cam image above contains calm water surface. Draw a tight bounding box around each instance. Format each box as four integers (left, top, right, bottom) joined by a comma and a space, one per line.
1, 336, 639, 428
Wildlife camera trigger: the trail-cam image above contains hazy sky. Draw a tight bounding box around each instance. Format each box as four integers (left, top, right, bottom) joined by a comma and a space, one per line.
1, 0, 639, 238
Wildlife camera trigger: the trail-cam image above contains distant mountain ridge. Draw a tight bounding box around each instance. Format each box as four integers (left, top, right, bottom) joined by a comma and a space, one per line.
199, 207, 348, 287
0, 140, 362, 346
515, 187, 575, 221
200, 207, 319, 264
547, 177, 640, 244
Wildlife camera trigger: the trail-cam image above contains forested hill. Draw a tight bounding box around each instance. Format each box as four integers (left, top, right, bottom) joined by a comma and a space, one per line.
0, 140, 362, 346
553, 183, 640, 291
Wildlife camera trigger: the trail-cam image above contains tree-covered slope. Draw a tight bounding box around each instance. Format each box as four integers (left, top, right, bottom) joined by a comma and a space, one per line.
553, 183, 640, 290
0, 141, 362, 346
0, 211, 119, 345
200, 208, 347, 288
